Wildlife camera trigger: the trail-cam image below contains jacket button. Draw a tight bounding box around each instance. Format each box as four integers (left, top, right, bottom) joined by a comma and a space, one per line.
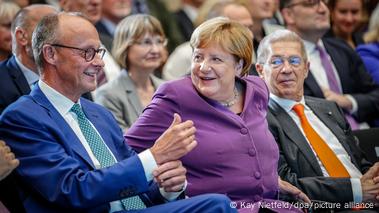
248, 149, 256, 157
254, 172, 261, 179
240, 128, 248, 135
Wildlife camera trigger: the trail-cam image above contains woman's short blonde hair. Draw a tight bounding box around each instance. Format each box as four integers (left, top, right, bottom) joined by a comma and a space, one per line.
0, 1, 20, 25
190, 17, 253, 77
112, 14, 166, 68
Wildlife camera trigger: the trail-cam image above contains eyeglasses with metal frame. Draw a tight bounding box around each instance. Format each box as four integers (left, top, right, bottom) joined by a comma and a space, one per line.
268, 55, 303, 69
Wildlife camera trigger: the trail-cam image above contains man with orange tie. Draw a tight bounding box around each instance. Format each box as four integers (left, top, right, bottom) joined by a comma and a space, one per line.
256, 29, 379, 212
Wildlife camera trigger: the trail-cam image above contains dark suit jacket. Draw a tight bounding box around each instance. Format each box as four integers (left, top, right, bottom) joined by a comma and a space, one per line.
304, 38, 379, 124
95, 20, 114, 52
0, 85, 168, 213
0, 55, 30, 213
0, 55, 31, 115
267, 96, 372, 203
175, 9, 194, 41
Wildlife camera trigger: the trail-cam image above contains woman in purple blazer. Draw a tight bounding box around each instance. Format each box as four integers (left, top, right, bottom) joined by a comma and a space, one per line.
126, 17, 309, 212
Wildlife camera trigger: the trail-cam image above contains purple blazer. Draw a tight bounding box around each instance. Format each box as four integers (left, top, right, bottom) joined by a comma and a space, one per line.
126, 76, 286, 210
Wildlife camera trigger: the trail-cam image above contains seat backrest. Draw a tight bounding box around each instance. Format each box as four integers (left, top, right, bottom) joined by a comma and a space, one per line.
352, 128, 379, 163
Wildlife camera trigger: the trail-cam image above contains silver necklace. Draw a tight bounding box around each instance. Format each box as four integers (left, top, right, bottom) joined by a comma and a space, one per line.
219, 87, 239, 107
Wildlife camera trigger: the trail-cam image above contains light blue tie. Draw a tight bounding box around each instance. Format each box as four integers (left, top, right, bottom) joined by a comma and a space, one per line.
70, 103, 146, 210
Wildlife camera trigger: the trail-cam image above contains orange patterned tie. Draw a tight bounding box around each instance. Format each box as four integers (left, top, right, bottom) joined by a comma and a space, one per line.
292, 104, 350, 177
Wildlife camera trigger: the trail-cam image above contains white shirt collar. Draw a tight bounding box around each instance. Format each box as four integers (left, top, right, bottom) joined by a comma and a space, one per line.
269, 93, 306, 112
182, 4, 198, 22
14, 55, 39, 88
38, 80, 78, 116
303, 39, 327, 55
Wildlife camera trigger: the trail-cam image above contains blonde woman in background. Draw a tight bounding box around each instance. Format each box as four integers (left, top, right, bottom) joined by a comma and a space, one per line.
95, 14, 165, 132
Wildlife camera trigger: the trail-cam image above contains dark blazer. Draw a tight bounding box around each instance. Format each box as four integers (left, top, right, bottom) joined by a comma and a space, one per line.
0, 85, 169, 213
0, 55, 31, 115
175, 9, 194, 41
323, 29, 365, 48
267, 96, 372, 203
0, 55, 30, 213
303, 37, 379, 124
95, 20, 114, 52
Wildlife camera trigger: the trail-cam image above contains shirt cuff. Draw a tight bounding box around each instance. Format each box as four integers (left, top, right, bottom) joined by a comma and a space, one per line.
345, 95, 358, 114
350, 178, 363, 203
138, 150, 158, 182
159, 180, 187, 201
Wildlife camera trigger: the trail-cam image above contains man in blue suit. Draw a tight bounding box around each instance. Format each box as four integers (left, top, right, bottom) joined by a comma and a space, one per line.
0, 5, 58, 213
0, 12, 235, 213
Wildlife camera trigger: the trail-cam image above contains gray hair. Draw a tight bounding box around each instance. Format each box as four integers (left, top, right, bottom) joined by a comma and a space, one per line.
31, 13, 59, 73
32, 12, 84, 73
256, 29, 307, 65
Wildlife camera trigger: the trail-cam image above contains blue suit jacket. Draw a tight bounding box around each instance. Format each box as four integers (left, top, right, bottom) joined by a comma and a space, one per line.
0, 55, 30, 114
0, 85, 165, 213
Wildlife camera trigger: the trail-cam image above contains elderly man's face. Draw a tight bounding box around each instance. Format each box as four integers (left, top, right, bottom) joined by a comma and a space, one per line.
259, 41, 309, 101
61, 0, 102, 24
51, 15, 104, 100
283, 0, 330, 37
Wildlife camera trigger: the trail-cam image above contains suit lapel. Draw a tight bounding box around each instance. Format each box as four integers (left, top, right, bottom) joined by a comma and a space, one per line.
81, 101, 120, 162
304, 72, 324, 98
121, 72, 144, 116
269, 100, 324, 175
30, 86, 96, 168
8, 56, 31, 95
322, 38, 348, 93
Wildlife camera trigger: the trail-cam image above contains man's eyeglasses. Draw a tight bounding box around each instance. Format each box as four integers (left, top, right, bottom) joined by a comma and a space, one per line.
269, 56, 303, 69
285, 0, 325, 8
135, 37, 168, 48
49, 44, 106, 62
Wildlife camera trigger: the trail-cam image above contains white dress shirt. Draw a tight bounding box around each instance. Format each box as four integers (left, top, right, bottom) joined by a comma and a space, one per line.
303, 40, 359, 114
38, 80, 184, 211
270, 94, 363, 202
14, 56, 39, 89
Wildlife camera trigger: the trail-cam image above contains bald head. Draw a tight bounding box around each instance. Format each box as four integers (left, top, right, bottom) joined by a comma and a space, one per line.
32, 12, 100, 71
11, 4, 57, 69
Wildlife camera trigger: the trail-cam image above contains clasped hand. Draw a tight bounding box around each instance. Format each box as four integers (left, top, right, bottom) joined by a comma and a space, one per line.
150, 113, 197, 192
0, 140, 19, 181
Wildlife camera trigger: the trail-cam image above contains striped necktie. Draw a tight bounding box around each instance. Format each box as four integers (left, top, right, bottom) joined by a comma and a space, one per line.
70, 103, 146, 210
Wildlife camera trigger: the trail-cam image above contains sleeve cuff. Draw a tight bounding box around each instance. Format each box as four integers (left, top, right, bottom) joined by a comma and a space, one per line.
350, 178, 363, 203
138, 150, 158, 182
159, 180, 187, 201
345, 95, 358, 114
